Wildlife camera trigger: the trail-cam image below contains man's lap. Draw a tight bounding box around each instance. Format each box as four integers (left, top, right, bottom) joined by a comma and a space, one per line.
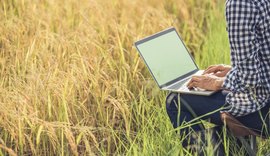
166, 90, 270, 135
166, 90, 228, 125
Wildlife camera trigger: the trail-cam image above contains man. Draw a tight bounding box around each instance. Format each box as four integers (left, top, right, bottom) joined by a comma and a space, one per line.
166, 0, 270, 151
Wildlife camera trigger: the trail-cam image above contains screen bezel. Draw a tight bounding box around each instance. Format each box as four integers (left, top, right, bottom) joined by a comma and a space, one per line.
134, 27, 199, 89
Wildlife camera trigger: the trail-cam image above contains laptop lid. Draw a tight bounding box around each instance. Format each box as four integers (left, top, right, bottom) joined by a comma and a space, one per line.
134, 27, 199, 89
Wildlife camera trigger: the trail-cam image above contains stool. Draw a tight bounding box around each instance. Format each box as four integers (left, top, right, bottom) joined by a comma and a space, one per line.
221, 112, 262, 156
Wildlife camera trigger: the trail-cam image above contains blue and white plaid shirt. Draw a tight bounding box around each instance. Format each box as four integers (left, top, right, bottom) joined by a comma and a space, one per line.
222, 0, 270, 117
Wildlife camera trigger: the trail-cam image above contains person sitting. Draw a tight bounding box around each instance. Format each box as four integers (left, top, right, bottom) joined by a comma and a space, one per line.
166, 0, 270, 154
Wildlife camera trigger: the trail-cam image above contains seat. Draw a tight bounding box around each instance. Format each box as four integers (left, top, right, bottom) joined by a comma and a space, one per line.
220, 112, 263, 156
180, 98, 268, 155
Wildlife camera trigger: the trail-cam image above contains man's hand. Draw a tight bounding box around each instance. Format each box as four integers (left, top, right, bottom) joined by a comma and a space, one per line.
187, 74, 225, 91
203, 64, 231, 77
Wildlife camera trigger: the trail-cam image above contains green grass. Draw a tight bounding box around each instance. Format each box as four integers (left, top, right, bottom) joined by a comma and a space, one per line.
1, 0, 270, 155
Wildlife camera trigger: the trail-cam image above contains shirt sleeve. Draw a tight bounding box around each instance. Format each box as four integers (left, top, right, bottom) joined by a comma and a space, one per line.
223, 0, 262, 91
221, 0, 265, 117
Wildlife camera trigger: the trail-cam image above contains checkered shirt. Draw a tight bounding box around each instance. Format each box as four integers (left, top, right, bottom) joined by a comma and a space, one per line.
222, 0, 270, 117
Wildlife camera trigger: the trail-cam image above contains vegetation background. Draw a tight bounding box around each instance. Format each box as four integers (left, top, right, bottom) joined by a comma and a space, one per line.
0, 0, 269, 155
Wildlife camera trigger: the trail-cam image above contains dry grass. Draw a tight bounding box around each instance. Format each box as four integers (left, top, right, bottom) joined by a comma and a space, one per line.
2, 0, 269, 155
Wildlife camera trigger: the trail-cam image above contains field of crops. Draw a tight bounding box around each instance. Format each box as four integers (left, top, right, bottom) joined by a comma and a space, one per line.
0, 0, 269, 155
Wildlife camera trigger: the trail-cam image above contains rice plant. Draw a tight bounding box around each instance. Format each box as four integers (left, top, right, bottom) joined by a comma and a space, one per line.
1, 0, 269, 155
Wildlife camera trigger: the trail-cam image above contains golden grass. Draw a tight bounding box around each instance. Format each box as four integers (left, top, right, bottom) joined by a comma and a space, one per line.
1, 0, 257, 155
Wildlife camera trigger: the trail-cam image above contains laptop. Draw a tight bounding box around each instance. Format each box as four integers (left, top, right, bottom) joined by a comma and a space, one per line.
134, 27, 216, 96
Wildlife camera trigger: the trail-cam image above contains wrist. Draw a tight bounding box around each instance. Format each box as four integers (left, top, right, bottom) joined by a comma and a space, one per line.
215, 78, 225, 90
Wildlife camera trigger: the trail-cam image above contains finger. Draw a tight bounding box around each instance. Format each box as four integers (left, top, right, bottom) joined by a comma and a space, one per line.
187, 78, 199, 87
203, 69, 215, 75
187, 81, 199, 89
215, 72, 225, 77
203, 66, 221, 75
192, 75, 207, 82
187, 75, 206, 88
191, 75, 204, 79
188, 76, 200, 84
204, 66, 218, 73
187, 78, 193, 86
203, 66, 214, 74
205, 65, 216, 70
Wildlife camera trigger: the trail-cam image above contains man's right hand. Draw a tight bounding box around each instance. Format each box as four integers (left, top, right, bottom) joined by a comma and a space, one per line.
203, 64, 231, 77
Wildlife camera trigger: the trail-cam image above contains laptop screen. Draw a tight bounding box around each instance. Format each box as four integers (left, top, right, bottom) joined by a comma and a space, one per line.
135, 28, 198, 87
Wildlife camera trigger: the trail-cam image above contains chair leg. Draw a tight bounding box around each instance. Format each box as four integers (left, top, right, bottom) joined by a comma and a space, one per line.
250, 136, 257, 153
239, 136, 257, 156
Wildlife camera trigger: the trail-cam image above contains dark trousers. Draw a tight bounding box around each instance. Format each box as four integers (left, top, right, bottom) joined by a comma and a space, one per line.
166, 90, 270, 147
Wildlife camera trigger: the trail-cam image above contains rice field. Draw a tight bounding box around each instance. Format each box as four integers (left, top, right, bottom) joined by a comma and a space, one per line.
0, 0, 269, 155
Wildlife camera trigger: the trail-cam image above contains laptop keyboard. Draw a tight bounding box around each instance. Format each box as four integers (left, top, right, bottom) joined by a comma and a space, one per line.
168, 79, 189, 90
168, 79, 207, 92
